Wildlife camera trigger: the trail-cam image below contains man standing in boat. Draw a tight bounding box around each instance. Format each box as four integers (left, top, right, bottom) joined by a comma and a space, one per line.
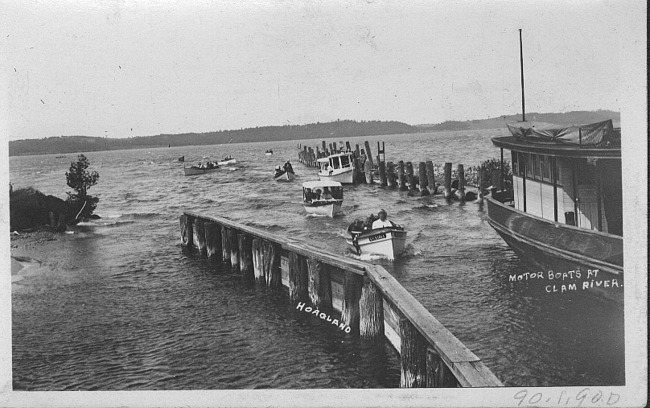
372, 209, 394, 229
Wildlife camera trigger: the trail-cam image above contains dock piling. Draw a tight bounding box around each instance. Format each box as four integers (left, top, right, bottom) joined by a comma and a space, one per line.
386, 162, 396, 188
457, 164, 466, 202
400, 317, 428, 387
406, 162, 416, 194
398, 161, 407, 191
418, 162, 429, 196
238, 234, 253, 280
289, 252, 309, 301
307, 258, 332, 310
444, 162, 452, 199
180, 214, 193, 248
359, 275, 384, 340
426, 161, 436, 194
204, 222, 222, 262
341, 271, 363, 334
193, 218, 206, 256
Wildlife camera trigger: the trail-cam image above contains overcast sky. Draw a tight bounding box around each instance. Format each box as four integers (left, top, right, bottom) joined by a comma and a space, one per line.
0, 0, 644, 140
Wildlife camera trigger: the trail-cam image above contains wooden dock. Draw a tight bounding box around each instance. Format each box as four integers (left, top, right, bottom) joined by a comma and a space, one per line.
297, 140, 489, 202
180, 211, 503, 388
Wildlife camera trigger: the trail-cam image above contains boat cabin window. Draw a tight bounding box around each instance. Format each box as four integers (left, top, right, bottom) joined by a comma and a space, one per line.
340, 155, 351, 168
514, 152, 561, 185
332, 157, 341, 169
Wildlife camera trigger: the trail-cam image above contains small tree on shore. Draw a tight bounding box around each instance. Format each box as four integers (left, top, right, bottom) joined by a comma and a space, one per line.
66, 154, 99, 220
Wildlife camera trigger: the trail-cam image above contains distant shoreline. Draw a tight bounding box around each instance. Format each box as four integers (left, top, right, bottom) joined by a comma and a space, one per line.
8, 111, 620, 157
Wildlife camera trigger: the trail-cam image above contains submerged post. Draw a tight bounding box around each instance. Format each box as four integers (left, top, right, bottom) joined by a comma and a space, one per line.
289, 252, 309, 301
386, 162, 396, 188
457, 164, 466, 202
406, 162, 416, 194
426, 161, 436, 194
204, 221, 222, 262
379, 161, 387, 186
193, 218, 206, 256
307, 258, 332, 310
444, 162, 452, 199
238, 234, 254, 280
398, 161, 407, 191
364, 141, 374, 169
418, 162, 429, 196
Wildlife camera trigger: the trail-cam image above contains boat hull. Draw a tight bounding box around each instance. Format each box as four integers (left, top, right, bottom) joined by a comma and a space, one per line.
304, 200, 342, 217
346, 228, 407, 260
485, 196, 623, 304
218, 159, 237, 166
318, 169, 354, 184
274, 171, 295, 182
183, 167, 220, 176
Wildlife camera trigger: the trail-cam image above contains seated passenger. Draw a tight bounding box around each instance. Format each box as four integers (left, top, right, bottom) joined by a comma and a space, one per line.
321, 187, 333, 200
372, 209, 394, 229
363, 214, 376, 230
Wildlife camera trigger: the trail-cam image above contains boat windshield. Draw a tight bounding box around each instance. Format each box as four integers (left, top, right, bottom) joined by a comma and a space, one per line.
340, 155, 351, 168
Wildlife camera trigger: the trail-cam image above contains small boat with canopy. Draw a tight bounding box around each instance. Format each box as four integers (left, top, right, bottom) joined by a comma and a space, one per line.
302, 180, 343, 217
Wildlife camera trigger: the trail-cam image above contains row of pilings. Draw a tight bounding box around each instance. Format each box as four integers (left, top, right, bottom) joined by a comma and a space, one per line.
297, 140, 505, 202
180, 211, 503, 388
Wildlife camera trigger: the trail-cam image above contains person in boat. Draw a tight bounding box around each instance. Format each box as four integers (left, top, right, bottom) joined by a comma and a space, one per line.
321, 187, 333, 200
274, 165, 284, 178
284, 161, 294, 174
363, 214, 376, 230
326, 163, 334, 175
314, 189, 322, 200
372, 209, 394, 229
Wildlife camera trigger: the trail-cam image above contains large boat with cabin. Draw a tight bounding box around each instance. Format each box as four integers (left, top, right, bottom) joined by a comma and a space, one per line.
302, 181, 343, 217
317, 152, 355, 184
486, 119, 623, 303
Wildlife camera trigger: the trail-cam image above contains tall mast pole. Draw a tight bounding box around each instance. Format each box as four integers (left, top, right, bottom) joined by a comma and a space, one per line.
519, 29, 526, 122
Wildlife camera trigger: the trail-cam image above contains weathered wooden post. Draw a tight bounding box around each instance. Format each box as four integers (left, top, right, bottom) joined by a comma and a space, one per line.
426, 348, 459, 387
406, 162, 416, 194
288, 252, 309, 302
364, 158, 373, 184
444, 162, 452, 199
426, 161, 436, 194
252, 238, 264, 283
221, 227, 231, 266
457, 164, 466, 202
238, 233, 253, 280
359, 275, 384, 340
398, 161, 407, 191
387, 162, 396, 188
180, 214, 193, 248
364, 141, 374, 169
399, 317, 427, 387
228, 229, 239, 269
379, 161, 387, 186
353, 157, 362, 184
262, 241, 281, 288
341, 271, 363, 334
204, 221, 222, 262
193, 217, 206, 256
418, 162, 429, 196
307, 258, 332, 310
477, 165, 485, 202
322, 140, 327, 155
345, 141, 352, 152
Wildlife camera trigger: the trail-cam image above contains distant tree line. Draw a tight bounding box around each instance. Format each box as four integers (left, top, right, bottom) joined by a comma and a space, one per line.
9, 120, 415, 156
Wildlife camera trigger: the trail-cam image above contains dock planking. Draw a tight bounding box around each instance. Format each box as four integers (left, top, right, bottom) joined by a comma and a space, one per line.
180, 211, 503, 388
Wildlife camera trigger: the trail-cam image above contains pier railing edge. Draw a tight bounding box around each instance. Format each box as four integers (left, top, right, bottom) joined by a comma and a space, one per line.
181, 211, 503, 388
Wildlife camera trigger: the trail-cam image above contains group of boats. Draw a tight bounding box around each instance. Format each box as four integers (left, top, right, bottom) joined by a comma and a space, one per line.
182, 156, 237, 176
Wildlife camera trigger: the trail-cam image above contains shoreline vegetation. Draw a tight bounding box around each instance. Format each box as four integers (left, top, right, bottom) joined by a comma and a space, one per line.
8, 110, 619, 157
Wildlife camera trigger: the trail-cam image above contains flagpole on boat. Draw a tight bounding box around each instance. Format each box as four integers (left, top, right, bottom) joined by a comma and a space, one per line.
519, 28, 526, 122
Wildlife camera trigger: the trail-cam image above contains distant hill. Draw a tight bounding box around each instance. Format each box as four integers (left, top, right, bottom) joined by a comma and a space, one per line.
416, 110, 620, 132
8, 120, 415, 156
8, 111, 621, 156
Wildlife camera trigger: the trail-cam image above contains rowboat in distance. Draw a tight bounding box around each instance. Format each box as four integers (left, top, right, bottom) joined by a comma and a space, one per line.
317, 152, 355, 184
183, 162, 220, 176
302, 180, 343, 217
265, 149, 273, 156
346, 213, 407, 260
218, 156, 237, 166
486, 119, 623, 303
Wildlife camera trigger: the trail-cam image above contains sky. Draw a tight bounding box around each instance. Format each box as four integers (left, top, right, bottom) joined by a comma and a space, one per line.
0, 0, 644, 141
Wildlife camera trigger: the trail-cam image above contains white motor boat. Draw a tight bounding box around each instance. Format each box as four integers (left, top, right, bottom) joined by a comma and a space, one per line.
317, 152, 355, 184
217, 156, 237, 166
302, 180, 343, 217
346, 220, 407, 260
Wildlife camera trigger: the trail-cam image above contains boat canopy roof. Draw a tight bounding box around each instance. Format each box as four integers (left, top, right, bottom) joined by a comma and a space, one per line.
506, 120, 619, 147
316, 158, 330, 163
302, 180, 343, 189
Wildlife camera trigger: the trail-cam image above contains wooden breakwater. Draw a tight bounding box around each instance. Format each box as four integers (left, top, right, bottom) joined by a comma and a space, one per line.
180, 211, 503, 388
297, 140, 496, 202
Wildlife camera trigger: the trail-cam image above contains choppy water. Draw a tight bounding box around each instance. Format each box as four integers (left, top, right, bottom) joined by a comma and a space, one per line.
9, 130, 625, 390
